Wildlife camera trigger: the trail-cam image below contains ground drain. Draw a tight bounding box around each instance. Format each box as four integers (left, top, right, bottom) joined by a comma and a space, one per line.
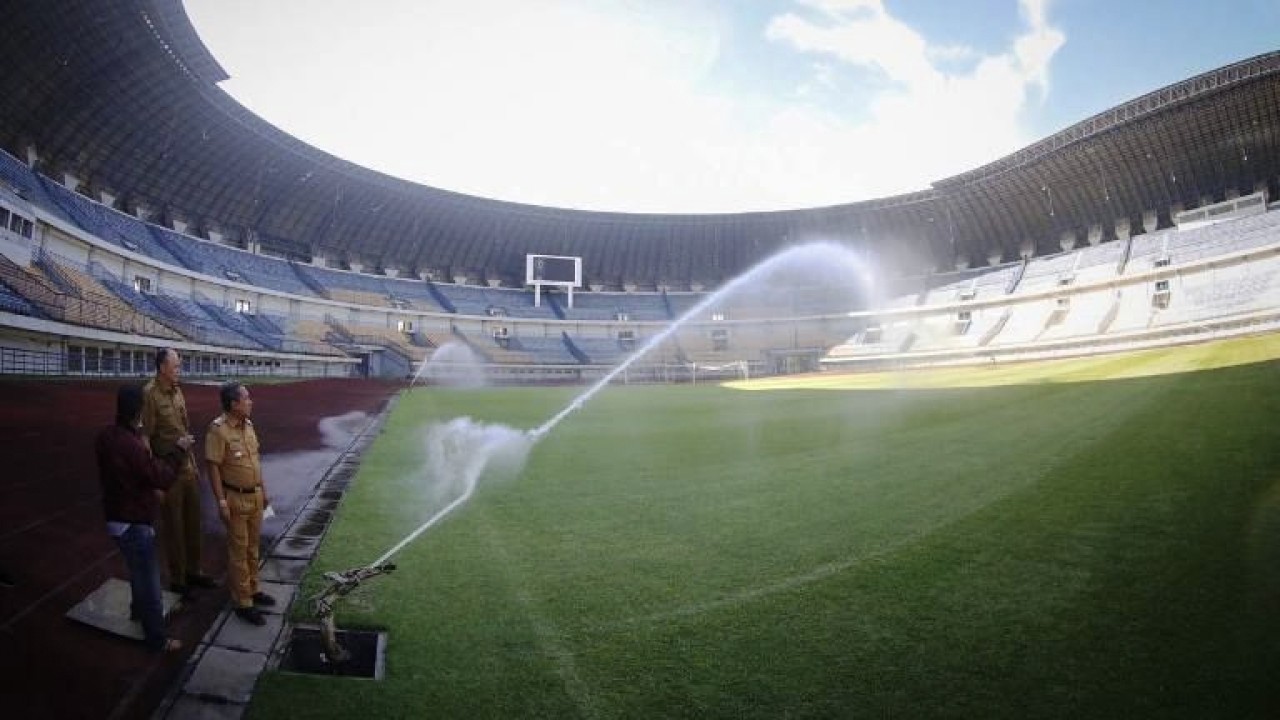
302, 509, 332, 524
280, 626, 386, 679
293, 522, 326, 537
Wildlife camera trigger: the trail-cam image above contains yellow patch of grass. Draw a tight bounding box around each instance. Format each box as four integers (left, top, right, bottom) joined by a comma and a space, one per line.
727, 332, 1280, 391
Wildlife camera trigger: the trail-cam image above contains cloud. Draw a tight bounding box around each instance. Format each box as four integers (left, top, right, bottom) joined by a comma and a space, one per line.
927, 44, 980, 64
191, 0, 1064, 213
760, 0, 1066, 203
768, 0, 939, 94
1014, 0, 1066, 95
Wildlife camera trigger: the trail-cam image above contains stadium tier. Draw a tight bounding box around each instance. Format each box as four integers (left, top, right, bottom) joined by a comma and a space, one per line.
3, 175, 1280, 378
557, 290, 673, 322
825, 208, 1280, 368
38, 176, 190, 268
0, 277, 38, 317
2, 148, 1280, 379
0, 149, 73, 226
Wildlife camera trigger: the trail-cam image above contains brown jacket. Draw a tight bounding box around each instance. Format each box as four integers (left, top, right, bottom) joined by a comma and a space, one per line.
96, 424, 178, 525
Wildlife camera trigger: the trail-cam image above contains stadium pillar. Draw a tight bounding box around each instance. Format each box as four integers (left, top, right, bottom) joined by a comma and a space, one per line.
1114, 218, 1131, 241
1059, 230, 1077, 251
1087, 224, 1102, 246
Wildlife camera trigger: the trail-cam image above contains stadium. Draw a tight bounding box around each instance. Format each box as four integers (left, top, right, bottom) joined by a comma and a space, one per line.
0, 1, 1278, 718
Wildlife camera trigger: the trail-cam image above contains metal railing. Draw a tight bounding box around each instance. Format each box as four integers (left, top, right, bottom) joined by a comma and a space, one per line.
0, 346, 67, 375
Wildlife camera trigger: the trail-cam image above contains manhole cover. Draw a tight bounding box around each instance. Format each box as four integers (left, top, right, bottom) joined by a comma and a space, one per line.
280, 626, 386, 679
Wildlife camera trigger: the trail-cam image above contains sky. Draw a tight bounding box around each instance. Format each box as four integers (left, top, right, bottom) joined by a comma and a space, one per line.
183, 0, 1280, 214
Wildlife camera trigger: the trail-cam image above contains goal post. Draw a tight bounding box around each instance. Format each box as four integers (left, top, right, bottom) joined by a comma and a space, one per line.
688, 360, 749, 384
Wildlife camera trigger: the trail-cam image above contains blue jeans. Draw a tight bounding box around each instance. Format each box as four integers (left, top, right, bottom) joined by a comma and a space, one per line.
114, 524, 165, 650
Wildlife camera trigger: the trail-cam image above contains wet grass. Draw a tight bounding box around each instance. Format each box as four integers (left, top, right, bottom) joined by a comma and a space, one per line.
251, 345, 1280, 719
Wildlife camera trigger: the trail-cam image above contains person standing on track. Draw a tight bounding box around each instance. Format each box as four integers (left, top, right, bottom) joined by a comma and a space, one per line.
96, 383, 184, 652
141, 348, 217, 596
206, 381, 275, 626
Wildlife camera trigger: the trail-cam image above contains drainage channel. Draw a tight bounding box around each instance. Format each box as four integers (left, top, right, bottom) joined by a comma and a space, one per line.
153, 394, 401, 719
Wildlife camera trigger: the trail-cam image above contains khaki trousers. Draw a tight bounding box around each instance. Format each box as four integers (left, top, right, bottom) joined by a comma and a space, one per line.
158, 459, 202, 584
226, 486, 263, 608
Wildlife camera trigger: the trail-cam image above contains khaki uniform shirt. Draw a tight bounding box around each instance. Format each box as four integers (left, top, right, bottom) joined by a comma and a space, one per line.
205, 413, 262, 490
141, 378, 195, 476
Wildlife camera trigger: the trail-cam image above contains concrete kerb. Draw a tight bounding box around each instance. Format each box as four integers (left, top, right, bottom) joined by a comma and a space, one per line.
153, 393, 401, 719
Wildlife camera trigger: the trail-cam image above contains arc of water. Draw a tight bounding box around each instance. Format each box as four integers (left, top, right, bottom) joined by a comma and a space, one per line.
365, 242, 870, 568
370, 475, 477, 567
533, 241, 869, 437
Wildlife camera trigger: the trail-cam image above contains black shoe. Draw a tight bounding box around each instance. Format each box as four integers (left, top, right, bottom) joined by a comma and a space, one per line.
168, 583, 193, 600
186, 574, 219, 589
251, 592, 276, 607
234, 606, 266, 626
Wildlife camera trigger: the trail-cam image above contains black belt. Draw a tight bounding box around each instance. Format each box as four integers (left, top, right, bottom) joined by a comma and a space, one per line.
224, 484, 259, 494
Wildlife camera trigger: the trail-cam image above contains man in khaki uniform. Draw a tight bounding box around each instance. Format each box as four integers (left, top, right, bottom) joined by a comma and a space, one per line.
141, 348, 215, 595
206, 381, 275, 626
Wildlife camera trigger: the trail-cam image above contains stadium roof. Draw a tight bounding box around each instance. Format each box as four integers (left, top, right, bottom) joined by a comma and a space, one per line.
1, 0, 1278, 288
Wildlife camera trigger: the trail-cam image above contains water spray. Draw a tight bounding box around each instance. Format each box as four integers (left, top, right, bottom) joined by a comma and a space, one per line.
309, 416, 535, 664
312, 242, 873, 663
410, 341, 488, 389
533, 241, 871, 437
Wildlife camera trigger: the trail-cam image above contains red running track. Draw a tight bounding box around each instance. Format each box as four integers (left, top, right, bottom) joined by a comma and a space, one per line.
0, 377, 401, 719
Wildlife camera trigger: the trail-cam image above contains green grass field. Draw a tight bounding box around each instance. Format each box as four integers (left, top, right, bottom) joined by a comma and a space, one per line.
250, 336, 1280, 719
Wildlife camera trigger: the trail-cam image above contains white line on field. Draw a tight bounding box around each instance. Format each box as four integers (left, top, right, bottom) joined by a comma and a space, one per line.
480, 519, 604, 720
